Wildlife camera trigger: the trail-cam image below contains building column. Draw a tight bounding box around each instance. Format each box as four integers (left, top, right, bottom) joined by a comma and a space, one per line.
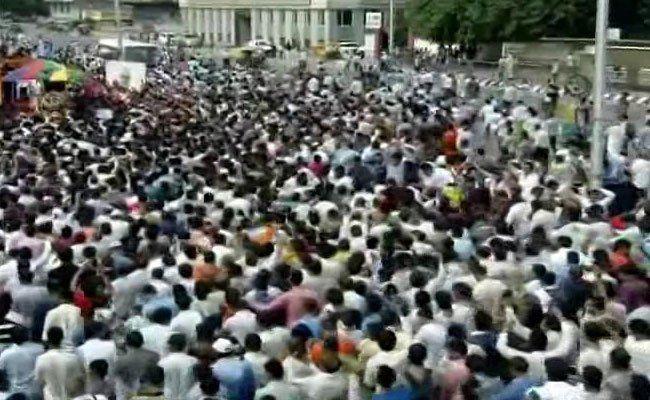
195, 8, 202, 36
352, 9, 364, 47
230, 9, 236, 45
309, 9, 319, 47
261, 9, 270, 41
272, 9, 282, 47
203, 8, 212, 46
251, 8, 258, 40
221, 9, 228, 45
297, 10, 306, 49
180, 8, 188, 32
324, 9, 332, 45
212, 9, 219, 45
284, 10, 293, 48
188, 8, 195, 34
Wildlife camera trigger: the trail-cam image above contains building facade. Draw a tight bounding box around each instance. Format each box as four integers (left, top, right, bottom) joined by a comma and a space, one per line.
46, 0, 82, 21
178, 0, 405, 49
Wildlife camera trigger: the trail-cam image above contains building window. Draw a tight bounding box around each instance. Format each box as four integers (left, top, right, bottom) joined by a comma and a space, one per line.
318, 10, 325, 25
337, 10, 352, 26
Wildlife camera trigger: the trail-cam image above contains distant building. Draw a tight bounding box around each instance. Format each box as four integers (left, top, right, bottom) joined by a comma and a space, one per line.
45, 0, 81, 21
178, 0, 405, 49
121, 0, 178, 26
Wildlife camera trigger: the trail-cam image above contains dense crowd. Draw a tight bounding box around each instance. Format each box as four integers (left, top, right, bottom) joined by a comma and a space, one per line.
0, 39, 649, 400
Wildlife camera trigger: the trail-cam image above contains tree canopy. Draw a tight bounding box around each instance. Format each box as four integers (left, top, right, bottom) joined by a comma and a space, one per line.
408, 0, 599, 43
3, 0, 48, 16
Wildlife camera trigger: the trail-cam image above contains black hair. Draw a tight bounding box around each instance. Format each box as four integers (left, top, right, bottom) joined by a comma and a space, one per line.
582, 365, 603, 391
325, 287, 344, 306
545, 357, 570, 381
434, 290, 452, 310
376, 365, 396, 389
178, 263, 193, 279
377, 329, 397, 352
610, 347, 632, 370
46, 327, 64, 348
408, 343, 427, 366
264, 359, 284, 380
245, 333, 262, 352
126, 331, 144, 348
89, 359, 109, 379
168, 333, 187, 352
151, 307, 172, 325
528, 329, 548, 351
510, 356, 529, 374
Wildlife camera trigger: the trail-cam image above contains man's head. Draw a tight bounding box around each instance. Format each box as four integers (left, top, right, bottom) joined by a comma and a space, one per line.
610, 347, 632, 371
168, 333, 187, 353
125, 330, 144, 349
245, 333, 262, 352
509, 356, 529, 376
545, 357, 570, 381
376, 365, 396, 390
46, 327, 64, 348
582, 365, 603, 392
264, 359, 284, 381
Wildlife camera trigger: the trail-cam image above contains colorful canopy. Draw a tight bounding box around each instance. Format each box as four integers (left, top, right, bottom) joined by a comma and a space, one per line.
3, 59, 71, 83
3, 59, 46, 82
49, 68, 68, 82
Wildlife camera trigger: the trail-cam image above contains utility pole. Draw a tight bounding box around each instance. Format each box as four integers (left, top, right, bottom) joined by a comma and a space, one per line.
389, 0, 394, 54
590, 0, 609, 187
114, 0, 124, 60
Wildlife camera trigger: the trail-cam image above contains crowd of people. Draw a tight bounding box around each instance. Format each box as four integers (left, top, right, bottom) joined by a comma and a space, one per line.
0, 34, 649, 400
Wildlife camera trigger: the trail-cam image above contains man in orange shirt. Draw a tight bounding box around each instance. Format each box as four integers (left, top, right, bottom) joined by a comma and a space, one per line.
193, 251, 226, 283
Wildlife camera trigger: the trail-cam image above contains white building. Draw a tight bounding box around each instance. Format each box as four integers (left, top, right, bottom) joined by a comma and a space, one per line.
46, 0, 81, 21
178, 0, 405, 49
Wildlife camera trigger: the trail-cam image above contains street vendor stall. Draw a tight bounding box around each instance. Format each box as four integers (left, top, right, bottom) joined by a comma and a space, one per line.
2, 59, 45, 115
1, 58, 85, 117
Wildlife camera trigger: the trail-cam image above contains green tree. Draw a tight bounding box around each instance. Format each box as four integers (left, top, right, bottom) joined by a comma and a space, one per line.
3, 0, 48, 16
409, 0, 596, 43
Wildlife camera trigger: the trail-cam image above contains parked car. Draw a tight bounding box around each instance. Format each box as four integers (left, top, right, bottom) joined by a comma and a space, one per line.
157, 32, 176, 47
77, 24, 91, 35
171, 34, 202, 48
338, 41, 364, 58
245, 39, 276, 55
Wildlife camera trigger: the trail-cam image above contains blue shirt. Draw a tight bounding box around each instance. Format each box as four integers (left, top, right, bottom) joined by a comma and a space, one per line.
490, 376, 538, 400
297, 315, 323, 339
212, 357, 256, 400
372, 387, 414, 400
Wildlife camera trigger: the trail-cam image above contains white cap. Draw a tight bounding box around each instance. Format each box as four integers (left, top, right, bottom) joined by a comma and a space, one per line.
213, 338, 236, 354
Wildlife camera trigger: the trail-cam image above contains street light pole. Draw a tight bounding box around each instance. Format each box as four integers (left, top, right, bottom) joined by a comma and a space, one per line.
590, 0, 609, 187
114, 0, 124, 60
389, 0, 394, 54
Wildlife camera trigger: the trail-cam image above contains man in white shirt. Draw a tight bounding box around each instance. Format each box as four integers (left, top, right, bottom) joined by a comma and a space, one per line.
363, 330, 407, 388
139, 308, 173, 356
243, 333, 270, 388
222, 307, 259, 347
41, 302, 84, 347
158, 333, 198, 400
254, 359, 300, 400
293, 360, 348, 400
35, 327, 86, 400
526, 358, 595, 400
169, 294, 203, 344
76, 322, 117, 371
625, 319, 650, 377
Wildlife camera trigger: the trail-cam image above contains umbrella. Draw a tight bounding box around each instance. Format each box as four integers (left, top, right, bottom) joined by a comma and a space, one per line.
3, 59, 45, 82
66, 67, 85, 85
49, 68, 68, 82
41, 60, 67, 82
